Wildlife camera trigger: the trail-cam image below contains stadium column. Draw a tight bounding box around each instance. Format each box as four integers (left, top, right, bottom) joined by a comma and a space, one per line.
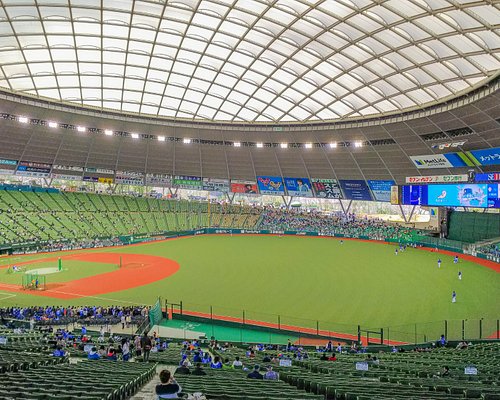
281, 196, 294, 210
339, 199, 353, 215
398, 205, 409, 223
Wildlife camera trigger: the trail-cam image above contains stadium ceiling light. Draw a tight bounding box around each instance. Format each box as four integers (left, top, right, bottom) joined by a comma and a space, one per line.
18, 116, 29, 123
183, 138, 191, 144
256, 142, 263, 148
280, 143, 288, 149
131, 133, 139, 139
233, 142, 241, 147
354, 141, 363, 148
158, 135, 166, 142
329, 142, 337, 148
305, 143, 313, 149
76, 126, 86, 132
48, 121, 58, 128
104, 129, 113, 136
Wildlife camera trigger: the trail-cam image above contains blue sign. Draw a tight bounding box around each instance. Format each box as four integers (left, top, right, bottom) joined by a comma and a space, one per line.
256, 176, 285, 195
0, 159, 17, 166
428, 184, 489, 208
475, 173, 500, 182
367, 180, 395, 202
339, 180, 372, 201
468, 147, 500, 166
284, 177, 314, 197
402, 185, 428, 206
401, 184, 500, 208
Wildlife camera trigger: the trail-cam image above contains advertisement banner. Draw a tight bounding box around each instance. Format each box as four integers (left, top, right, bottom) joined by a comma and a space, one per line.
202, 178, 230, 193
0, 159, 17, 166
53, 165, 84, 172
409, 153, 469, 169
83, 176, 98, 182
427, 184, 489, 208
339, 180, 373, 201
16, 161, 52, 177
311, 178, 343, 199
401, 185, 429, 206
405, 174, 468, 184
390, 186, 400, 205
115, 171, 144, 185
51, 173, 83, 181
230, 180, 258, 194
284, 177, 314, 198
115, 170, 144, 178
84, 167, 114, 175
401, 183, 500, 208
98, 177, 114, 184
115, 176, 143, 185
173, 175, 203, 189
466, 147, 500, 166
256, 176, 285, 195
145, 174, 171, 187
475, 173, 500, 182
367, 180, 395, 202
0, 169, 15, 175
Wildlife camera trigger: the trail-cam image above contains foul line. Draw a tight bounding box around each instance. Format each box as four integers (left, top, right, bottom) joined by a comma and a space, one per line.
0, 292, 16, 300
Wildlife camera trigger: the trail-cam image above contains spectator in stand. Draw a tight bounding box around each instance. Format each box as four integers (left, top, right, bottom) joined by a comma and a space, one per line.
192, 363, 206, 376
156, 370, 182, 399
98, 345, 106, 358
175, 359, 191, 375
122, 338, 130, 361
232, 356, 243, 369
107, 347, 117, 361
210, 356, 223, 369
88, 347, 100, 360
202, 352, 212, 364
141, 332, 152, 362
264, 366, 279, 380
247, 365, 264, 379
193, 351, 202, 363
52, 346, 66, 357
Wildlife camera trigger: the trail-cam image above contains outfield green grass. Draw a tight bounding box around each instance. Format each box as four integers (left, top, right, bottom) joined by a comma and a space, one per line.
0, 236, 498, 336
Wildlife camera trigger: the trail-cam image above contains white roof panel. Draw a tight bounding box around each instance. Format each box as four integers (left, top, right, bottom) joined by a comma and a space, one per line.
0, 0, 498, 122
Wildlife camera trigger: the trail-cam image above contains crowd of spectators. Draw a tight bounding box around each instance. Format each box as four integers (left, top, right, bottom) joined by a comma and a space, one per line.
259, 208, 418, 241
474, 241, 500, 262
0, 305, 148, 326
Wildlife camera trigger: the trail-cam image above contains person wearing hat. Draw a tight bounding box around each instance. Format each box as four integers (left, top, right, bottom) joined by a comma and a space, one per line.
247, 364, 263, 379
88, 346, 100, 360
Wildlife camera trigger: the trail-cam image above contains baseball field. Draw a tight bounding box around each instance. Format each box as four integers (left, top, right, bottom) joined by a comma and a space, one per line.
0, 235, 498, 340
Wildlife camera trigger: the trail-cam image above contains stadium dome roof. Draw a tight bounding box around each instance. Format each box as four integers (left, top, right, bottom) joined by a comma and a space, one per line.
0, 0, 499, 124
